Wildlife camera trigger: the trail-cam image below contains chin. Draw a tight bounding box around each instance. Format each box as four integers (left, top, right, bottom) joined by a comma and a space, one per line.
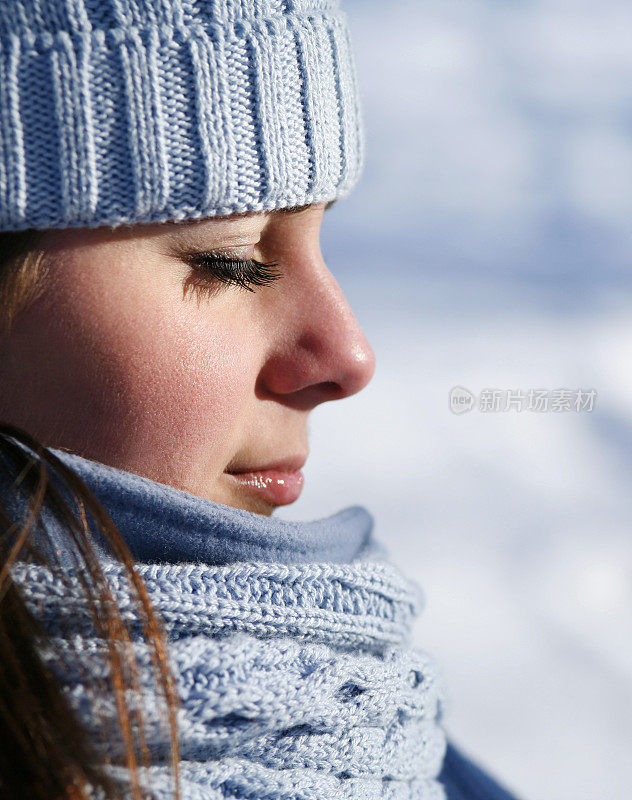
210, 485, 276, 517
226, 500, 275, 516
238, 498, 276, 517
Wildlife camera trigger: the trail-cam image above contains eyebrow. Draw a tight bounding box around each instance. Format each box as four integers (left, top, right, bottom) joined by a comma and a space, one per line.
277, 199, 337, 215
167, 199, 338, 239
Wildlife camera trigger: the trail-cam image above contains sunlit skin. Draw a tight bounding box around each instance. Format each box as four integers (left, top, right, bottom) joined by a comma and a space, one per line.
0, 202, 376, 515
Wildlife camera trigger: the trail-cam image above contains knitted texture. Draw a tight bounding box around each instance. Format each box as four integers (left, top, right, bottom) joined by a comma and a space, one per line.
0, 0, 365, 232
11, 556, 448, 799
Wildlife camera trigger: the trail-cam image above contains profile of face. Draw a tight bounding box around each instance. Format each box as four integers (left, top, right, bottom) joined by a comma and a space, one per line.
0, 202, 375, 515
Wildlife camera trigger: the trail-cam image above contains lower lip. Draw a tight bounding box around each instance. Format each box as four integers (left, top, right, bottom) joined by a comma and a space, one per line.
225, 469, 304, 505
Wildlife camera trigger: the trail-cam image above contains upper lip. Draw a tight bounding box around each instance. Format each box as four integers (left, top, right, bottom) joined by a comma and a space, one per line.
225, 454, 307, 474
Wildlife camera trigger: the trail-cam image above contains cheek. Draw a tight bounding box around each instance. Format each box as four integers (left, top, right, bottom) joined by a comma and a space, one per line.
15, 255, 256, 483
123, 306, 250, 461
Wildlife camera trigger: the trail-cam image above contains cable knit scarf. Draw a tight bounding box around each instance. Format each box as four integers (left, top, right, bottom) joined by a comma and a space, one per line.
7, 448, 448, 800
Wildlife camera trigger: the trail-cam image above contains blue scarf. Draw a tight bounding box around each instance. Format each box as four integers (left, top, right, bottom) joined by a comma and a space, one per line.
8, 447, 449, 800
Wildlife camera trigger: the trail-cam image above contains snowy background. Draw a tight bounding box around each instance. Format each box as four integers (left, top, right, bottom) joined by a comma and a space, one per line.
278, 2, 632, 799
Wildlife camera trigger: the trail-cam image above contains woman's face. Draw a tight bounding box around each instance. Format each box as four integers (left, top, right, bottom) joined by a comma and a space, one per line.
0, 203, 375, 515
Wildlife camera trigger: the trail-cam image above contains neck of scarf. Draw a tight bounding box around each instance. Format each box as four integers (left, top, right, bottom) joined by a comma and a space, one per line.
9, 448, 448, 799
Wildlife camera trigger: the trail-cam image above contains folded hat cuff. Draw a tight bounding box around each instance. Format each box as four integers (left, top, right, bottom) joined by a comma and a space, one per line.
0, 9, 364, 231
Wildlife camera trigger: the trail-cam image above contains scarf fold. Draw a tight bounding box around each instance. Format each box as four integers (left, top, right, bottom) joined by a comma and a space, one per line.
7, 447, 448, 799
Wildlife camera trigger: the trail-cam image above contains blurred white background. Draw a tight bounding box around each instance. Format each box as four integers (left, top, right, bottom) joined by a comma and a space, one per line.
278, 2, 632, 799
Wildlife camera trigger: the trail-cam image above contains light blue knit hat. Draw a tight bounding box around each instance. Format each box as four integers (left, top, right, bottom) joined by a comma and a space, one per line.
0, 0, 365, 232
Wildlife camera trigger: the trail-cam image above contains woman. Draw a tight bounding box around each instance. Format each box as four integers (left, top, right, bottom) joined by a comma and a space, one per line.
0, 1, 522, 798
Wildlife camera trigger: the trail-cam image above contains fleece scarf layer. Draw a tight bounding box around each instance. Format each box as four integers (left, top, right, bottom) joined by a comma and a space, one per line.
8, 447, 448, 799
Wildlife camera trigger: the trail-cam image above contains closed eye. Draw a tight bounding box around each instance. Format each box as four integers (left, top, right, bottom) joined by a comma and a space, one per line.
182, 251, 282, 300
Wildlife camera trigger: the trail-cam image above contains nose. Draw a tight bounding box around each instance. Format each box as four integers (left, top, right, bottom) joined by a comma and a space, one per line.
257, 262, 376, 409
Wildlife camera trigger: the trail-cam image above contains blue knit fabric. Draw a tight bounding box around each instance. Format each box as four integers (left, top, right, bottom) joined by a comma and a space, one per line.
39, 446, 385, 567
0, 0, 364, 232
7, 447, 447, 799
2, 445, 524, 800
14, 555, 448, 799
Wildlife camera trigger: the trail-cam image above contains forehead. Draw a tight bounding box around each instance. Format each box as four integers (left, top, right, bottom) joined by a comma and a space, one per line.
40, 200, 336, 254
155, 199, 336, 242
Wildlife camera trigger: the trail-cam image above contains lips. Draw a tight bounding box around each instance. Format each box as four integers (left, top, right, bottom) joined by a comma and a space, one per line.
225, 455, 306, 506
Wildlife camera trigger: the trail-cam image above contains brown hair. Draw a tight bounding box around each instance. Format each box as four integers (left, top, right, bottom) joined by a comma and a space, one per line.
0, 231, 181, 800
0, 229, 49, 337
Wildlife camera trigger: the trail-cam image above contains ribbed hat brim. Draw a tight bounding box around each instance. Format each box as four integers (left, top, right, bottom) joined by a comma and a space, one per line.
0, 8, 364, 231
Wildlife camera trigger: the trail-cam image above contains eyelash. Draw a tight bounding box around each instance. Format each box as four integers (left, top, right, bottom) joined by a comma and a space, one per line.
182, 251, 282, 298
